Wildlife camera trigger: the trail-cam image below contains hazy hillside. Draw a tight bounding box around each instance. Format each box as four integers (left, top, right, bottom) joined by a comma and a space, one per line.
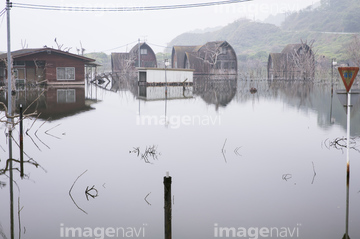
168, 19, 283, 58
167, 0, 360, 63
262, 13, 286, 27
282, 0, 360, 32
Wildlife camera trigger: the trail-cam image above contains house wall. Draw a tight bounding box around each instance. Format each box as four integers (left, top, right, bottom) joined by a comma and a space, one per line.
138, 68, 193, 83
16, 52, 86, 84
138, 44, 157, 68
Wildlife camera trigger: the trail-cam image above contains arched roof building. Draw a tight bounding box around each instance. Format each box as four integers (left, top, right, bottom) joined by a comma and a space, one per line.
268, 43, 315, 80
171, 41, 237, 75
111, 42, 157, 73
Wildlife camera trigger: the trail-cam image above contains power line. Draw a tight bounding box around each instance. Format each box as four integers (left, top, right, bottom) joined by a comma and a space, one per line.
102, 40, 139, 52
0, 8, 6, 17
0, 14, 5, 31
12, 0, 251, 12
147, 42, 172, 49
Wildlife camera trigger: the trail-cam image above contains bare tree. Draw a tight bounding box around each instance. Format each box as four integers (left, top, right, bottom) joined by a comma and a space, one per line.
54, 38, 71, 52
21, 39, 28, 49
196, 42, 224, 72
32, 59, 48, 83
202, 42, 224, 66
0, 57, 16, 91
289, 39, 316, 80
124, 53, 137, 73
195, 42, 233, 75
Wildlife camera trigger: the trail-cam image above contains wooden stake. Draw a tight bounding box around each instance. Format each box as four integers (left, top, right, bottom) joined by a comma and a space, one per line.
19, 104, 24, 178
164, 172, 172, 239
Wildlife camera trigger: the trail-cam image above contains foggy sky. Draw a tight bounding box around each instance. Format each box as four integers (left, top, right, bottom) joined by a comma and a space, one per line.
0, 0, 315, 54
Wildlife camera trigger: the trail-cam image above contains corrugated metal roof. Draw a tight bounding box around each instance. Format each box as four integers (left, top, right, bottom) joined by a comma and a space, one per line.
281, 44, 303, 54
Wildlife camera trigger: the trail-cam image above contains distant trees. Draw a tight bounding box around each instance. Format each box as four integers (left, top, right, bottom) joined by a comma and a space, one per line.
347, 35, 360, 66
343, 7, 360, 32
283, 0, 359, 33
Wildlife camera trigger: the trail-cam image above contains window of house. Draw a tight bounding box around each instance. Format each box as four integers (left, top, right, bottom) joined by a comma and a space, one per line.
0, 67, 5, 81
56, 67, 75, 80
14, 68, 26, 80
15, 79, 25, 91
57, 89, 76, 103
14, 61, 25, 66
140, 49, 147, 55
139, 72, 147, 82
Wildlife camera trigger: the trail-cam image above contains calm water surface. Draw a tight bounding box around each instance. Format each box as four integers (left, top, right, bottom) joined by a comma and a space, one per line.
1, 78, 360, 239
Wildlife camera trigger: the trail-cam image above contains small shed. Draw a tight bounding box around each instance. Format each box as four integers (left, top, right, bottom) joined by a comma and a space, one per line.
137, 67, 193, 85
0, 48, 96, 85
111, 42, 157, 73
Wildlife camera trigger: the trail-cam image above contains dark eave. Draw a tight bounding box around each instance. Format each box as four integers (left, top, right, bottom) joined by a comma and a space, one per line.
0, 48, 96, 63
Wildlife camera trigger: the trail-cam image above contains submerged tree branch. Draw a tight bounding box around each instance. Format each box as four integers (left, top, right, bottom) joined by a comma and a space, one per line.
69, 170, 88, 214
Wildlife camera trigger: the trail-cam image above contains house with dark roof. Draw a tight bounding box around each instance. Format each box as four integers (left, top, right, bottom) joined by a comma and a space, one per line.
111, 42, 157, 73
0, 48, 96, 86
171, 41, 237, 76
267, 43, 315, 80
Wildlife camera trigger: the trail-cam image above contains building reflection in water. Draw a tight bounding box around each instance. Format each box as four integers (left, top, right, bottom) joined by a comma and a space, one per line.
193, 75, 237, 110
13, 85, 94, 120
138, 84, 193, 101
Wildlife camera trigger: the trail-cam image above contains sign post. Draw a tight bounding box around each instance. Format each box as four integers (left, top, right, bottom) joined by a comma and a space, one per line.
338, 67, 359, 239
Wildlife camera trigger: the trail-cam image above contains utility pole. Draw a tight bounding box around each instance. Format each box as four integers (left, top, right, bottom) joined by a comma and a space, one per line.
6, 0, 15, 238
337, 66, 359, 239
138, 38, 141, 68
331, 58, 336, 96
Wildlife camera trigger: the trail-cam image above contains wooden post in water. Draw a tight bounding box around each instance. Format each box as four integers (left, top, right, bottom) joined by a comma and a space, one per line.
19, 104, 24, 178
164, 172, 172, 239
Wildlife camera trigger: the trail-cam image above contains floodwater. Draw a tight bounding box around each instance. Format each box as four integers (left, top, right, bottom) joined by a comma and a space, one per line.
1, 76, 360, 239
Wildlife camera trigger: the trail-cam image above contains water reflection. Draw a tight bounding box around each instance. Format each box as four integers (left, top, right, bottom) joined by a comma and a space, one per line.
91, 73, 360, 134
2, 77, 360, 238
231, 80, 360, 135
193, 75, 237, 110
138, 85, 193, 101
4, 86, 94, 121
92, 72, 137, 93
